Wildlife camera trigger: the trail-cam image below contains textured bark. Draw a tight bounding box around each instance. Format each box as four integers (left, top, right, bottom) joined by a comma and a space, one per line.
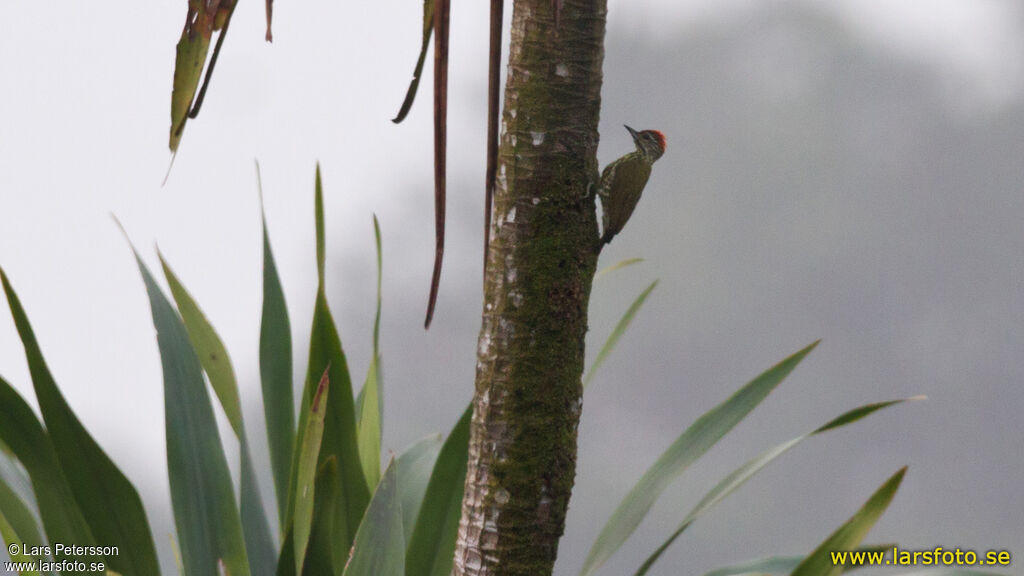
451, 0, 607, 574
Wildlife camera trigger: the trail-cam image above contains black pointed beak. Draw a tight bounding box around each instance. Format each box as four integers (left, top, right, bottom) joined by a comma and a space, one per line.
624, 124, 640, 141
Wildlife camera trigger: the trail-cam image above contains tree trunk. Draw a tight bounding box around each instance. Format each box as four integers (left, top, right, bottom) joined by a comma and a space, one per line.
451, 0, 607, 574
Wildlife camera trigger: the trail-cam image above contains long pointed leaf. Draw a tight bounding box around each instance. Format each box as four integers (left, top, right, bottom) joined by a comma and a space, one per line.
129, 246, 250, 576
0, 375, 95, 557
371, 216, 383, 357
583, 280, 658, 388
405, 405, 471, 576
285, 167, 369, 556
392, 0, 435, 123
300, 457, 341, 576
395, 435, 443, 544
160, 257, 243, 434
160, 257, 277, 576
274, 459, 343, 576
790, 468, 907, 576
357, 216, 384, 489
358, 358, 382, 489
238, 437, 277, 576
1, 270, 158, 575
342, 458, 405, 576
311, 167, 370, 540
594, 257, 645, 280
257, 168, 295, 532
580, 341, 820, 576
635, 399, 923, 575
289, 283, 367, 547
293, 371, 329, 576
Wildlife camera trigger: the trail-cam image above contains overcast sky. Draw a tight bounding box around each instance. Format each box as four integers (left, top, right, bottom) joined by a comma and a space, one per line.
1, 1, 1021, 575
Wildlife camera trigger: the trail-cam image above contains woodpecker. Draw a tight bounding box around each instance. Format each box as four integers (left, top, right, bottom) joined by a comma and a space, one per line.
598, 125, 667, 245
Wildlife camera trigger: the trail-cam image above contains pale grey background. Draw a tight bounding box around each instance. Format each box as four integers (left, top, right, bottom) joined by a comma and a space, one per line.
0, 1, 1021, 575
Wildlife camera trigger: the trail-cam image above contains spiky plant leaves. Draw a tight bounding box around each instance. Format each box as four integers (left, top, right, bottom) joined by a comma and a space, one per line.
356, 216, 385, 489
293, 370, 329, 576
160, 257, 243, 433
790, 468, 907, 576
395, 435, 443, 544
258, 169, 295, 533
0, 375, 95, 558
634, 399, 923, 575
580, 341, 820, 576
1, 271, 158, 575
160, 257, 276, 576
285, 167, 369, 558
594, 257, 645, 280
405, 406, 471, 576
357, 357, 382, 488
301, 457, 341, 576
274, 459, 344, 576
371, 215, 384, 361
342, 458, 405, 576
129, 245, 250, 576
583, 280, 658, 388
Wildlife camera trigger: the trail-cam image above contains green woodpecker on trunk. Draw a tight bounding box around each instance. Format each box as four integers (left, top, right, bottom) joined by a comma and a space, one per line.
598, 125, 667, 245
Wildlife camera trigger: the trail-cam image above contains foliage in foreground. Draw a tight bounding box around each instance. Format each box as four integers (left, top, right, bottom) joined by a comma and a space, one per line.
0, 168, 1005, 576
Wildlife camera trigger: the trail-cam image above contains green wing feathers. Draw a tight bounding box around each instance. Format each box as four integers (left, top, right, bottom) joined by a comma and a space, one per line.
599, 152, 651, 244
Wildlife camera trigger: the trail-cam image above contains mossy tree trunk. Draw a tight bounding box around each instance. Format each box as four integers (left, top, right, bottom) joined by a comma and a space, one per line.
451, 0, 607, 574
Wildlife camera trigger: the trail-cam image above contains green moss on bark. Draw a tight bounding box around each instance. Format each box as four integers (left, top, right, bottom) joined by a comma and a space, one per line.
452, 0, 607, 574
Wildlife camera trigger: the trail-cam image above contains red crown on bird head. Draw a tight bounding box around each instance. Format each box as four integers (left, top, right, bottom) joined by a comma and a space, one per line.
647, 130, 667, 152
